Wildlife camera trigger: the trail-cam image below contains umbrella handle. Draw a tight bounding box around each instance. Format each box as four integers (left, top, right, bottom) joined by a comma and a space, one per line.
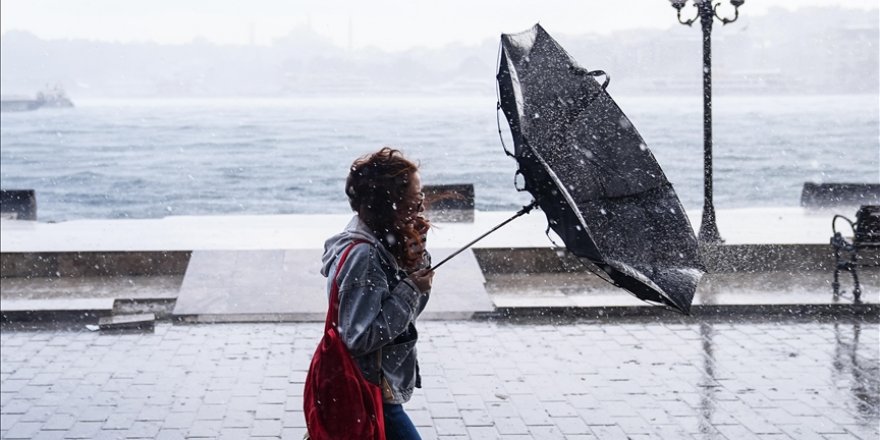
427, 201, 539, 272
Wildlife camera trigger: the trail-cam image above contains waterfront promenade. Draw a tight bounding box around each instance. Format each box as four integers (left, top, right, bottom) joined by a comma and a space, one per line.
1, 206, 878, 439
2, 207, 878, 319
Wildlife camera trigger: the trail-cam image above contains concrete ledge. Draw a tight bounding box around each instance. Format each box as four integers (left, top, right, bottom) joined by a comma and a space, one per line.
474, 245, 880, 273
0, 298, 114, 322
1, 251, 191, 278
698, 244, 867, 272
174, 310, 479, 323
3, 244, 876, 281
113, 298, 176, 319
0, 297, 177, 323
97, 313, 156, 330
174, 313, 321, 323
487, 302, 880, 321
474, 248, 582, 273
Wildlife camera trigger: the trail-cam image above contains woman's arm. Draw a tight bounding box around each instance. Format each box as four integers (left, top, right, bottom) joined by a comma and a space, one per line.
336, 245, 422, 357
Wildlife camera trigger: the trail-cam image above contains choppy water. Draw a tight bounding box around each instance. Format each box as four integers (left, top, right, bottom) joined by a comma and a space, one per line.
1, 95, 877, 222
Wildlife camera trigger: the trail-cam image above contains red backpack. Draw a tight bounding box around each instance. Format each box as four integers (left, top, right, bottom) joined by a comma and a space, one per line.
304, 241, 385, 440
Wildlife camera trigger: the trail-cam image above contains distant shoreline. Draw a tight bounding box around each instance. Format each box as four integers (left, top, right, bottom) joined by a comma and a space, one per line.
9, 92, 875, 107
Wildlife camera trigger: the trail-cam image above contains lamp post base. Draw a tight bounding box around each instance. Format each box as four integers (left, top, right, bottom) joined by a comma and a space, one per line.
698, 208, 724, 244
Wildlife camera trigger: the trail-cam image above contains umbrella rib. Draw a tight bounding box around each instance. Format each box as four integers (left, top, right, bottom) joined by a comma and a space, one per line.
573, 256, 618, 287
528, 147, 596, 242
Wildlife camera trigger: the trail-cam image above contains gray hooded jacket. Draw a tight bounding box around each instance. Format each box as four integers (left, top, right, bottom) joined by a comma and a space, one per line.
320, 215, 430, 404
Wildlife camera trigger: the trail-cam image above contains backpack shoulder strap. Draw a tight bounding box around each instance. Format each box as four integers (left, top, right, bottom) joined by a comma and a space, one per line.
325, 240, 368, 332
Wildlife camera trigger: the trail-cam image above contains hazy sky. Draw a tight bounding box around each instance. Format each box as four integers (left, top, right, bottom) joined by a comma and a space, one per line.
2, 0, 877, 51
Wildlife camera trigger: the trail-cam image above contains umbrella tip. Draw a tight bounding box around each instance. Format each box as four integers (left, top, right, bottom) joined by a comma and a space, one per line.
670, 303, 691, 316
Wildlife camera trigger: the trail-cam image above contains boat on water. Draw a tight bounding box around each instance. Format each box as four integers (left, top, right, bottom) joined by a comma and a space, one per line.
0, 86, 74, 112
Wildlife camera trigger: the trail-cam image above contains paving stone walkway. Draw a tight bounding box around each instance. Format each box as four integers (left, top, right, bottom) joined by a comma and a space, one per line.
1, 317, 878, 439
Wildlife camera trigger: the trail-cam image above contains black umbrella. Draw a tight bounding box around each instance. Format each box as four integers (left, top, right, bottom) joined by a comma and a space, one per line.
494, 24, 703, 314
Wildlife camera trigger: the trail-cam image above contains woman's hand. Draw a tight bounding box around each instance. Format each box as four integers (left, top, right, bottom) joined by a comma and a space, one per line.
408, 268, 434, 293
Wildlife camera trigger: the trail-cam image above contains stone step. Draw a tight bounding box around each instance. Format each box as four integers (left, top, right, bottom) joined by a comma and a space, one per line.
172, 248, 493, 322
0, 298, 114, 321
96, 313, 156, 330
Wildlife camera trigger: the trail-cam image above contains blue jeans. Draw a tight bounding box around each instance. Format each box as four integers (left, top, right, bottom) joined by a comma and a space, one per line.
383, 403, 421, 440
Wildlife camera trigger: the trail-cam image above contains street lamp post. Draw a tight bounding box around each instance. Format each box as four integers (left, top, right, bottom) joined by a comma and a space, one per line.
670, 0, 743, 244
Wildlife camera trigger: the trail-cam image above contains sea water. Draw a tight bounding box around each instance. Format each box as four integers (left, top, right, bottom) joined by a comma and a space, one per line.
1, 95, 877, 222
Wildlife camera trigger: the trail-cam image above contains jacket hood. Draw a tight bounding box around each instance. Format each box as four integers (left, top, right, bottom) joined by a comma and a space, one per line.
321, 215, 397, 276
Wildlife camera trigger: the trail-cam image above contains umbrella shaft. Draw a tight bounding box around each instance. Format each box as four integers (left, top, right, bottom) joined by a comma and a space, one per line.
429, 201, 537, 272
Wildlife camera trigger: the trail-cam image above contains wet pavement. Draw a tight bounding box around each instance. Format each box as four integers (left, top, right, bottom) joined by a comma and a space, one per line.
486, 271, 880, 308
1, 317, 878, 439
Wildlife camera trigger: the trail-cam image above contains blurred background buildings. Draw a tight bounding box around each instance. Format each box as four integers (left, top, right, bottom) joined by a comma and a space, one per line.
1, 7, 877, 98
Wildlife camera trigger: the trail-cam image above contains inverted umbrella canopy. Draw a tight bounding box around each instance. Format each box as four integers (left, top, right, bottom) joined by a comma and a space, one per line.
496, 24, 703, 314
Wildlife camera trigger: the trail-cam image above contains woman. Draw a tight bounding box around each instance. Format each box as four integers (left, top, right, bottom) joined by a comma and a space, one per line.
320, 147, 433, 440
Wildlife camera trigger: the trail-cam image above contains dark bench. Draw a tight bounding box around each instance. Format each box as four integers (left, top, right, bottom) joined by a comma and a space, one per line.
831, 205, 880, 302
802, 182, 880, 208
0, 189, 37, 220
423, 184, 475, 223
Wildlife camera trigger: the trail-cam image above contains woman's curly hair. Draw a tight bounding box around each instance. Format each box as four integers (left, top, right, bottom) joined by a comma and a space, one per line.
347, 147, 429, 269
